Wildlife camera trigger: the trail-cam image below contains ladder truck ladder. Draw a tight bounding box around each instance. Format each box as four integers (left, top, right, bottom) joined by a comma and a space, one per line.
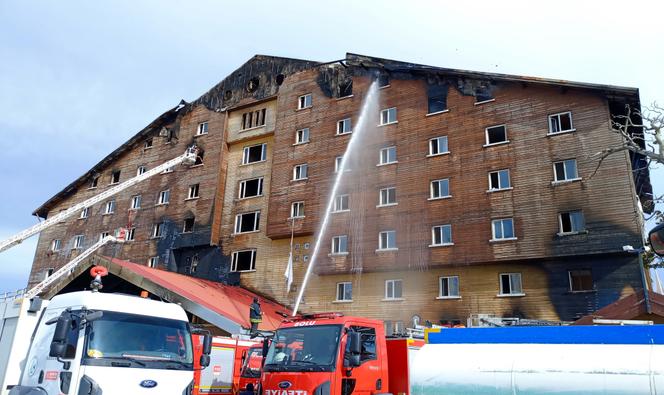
0, 146, 198, 254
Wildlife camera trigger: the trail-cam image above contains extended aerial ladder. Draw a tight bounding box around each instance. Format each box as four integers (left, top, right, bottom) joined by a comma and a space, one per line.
0, 146, 198, 254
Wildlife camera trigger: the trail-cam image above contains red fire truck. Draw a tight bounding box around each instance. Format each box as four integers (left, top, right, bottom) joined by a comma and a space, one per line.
193, 336, 262, 394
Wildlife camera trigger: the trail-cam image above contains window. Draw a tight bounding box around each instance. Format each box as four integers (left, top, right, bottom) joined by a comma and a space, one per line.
430, 179, 450, 199
110, 170, 120, 185
427, 85, 448, 114
103, 200, 115, 215
188, 184, 200, 199
553, 159, 579, 182
241, 109, 267, 130
295, 128, 310, 144
379, 146, 397, 165
73, 235, 84, 249
235, 211, 260, 233
499, 273, 523, 295
190, 255, 199, 273
337, 118, 352, 135
569, 269, 593, 292
333, 194, 349, 212
378, 230, 397, 250
431, 225, 452, 246
158, 190, 170, 205
89, 176, 99, 189
197, 122, 209, 135
429, 136, 449, 156
183, 217, 195, 233
51, 239, 62, 252
439, 276, 460, 298
378, 187, 396, 206
136, 166, 146, 176
339, 80, 353, 97
152, 223, 164, 238
144, 138, 153, 149
231, 249, 256, 272
131, 195, 141, 210
492, 218, 515, 240
380, 107, 397, 125
331, 235, 348, 254
193, 150, 204, 166
291, 201, 305, 218
336, 282, 352, 301
293, 164, 308, 181
298, 94, 312, 109
42, 268, 54, 281
385, 279, 403, 300
334, 156, 348, 173
548, 112, 574, 134
148, 256, 159, 268
559, 211, 585, 234
239, 177, 264, 199
242, 143, 267, 165
79, 207, 89, 219
485, 125, 507, 146
125, 227, 135, 241
99, 232, 109, 242
378, 74, 390, 87
488, 169, 511, 191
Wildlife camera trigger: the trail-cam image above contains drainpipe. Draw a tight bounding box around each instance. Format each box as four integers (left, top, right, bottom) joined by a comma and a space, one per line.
624, 245, 651, 314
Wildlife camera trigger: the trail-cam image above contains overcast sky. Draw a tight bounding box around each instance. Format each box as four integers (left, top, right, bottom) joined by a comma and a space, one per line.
1, 0, 662, 293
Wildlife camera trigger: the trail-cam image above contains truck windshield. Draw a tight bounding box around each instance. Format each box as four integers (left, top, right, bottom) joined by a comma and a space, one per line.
84, 311, 193, 370
241, 347, 263, 378
263, 325, 341, 372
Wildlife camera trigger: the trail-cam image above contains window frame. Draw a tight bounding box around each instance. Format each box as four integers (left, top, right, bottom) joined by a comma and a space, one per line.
384, 279, 403, 300
332, 194, 350, 212
484, 124, 508, 147
429, 178, 451, 200
238, 177, 264, 199
548, 111, 575, 135
438, 276, 460, 299
136, 166, 146, 176
290, 201, 305, 218
242, 143, 267, 165
103, 200, 115, 215
130, 195, 141, 210
379, 107, 397, 125
187, 184, 200, 200
295, 128, 310, 145
336, 282, 353, 302
298, 94, 312, 110
110, 170, 121, 185
331, 235, 348, 255
430, 224, 453, 247
231, 249, 257, 272
491, 218, 516, 241
152, 223, 164, 238
125, 227, 136, 241
148, 256, 159, 268
51, 239, 62, 252
196, 121, 209, 136
292, 163, 309, 181
498, 273, 524, 296
378, 146, 397, 166
558, 210, 586, 235
182, 217, 195, 233
553, 159, 580, 183
378, 230, 397, 251
73, 235, 85, 250
79, 207, 89, 219
378, 187, 397, 207
428, 136, 449, 156
568, 269, 594, 293
158, 189, 170, 205
336, 118, 352, 135
234, 211, 261, 234
488, 169, 512, 191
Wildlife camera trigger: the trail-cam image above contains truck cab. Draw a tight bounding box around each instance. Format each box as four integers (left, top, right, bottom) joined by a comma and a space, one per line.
10, 291, 203, 395
259, 313, 388, 395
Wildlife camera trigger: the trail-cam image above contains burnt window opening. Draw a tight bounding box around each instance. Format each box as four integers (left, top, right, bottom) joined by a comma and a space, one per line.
183, 217, 195, 233
231, 249, 256, 272
247, 77, 259, 92
224, 90, 233, 100
144, 138, 153, 149
110, 170, 121, 185
241, 108, 267, 130
235, 211, 260, 233
89, 176, 99, 189
239, 177, 264, 199
190, 254, 199, 273
378, 74, 390, 87
475, 85, 493, 103
276, 74, 285, 86
242, 143, 267, 164
485, 125, 507, 145
568, 269, 593, 292
339, 80, 353, 98
194, 150, 205, 166
427, 84, 448, 114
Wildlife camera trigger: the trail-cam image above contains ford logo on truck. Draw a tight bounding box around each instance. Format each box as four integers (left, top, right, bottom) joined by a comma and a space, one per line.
278, 381, 292, 389
139, 380, 158, 388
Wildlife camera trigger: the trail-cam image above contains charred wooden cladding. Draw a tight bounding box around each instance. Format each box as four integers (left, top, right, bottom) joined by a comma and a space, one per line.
29, 53, 651, 324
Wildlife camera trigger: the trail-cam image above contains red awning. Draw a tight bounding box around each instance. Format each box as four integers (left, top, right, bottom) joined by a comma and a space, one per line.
102, 257, 288, 333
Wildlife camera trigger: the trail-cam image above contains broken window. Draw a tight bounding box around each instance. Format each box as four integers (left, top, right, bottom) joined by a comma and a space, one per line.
568, 269, 593, 292
126, 227, 136, 241
73, 235, 85, 249
379, 146, 397, 165
430, 179, 450, 199
79, 207, 89, 219
429, 136, 449, 156
385, 279, 402, 299
559, 210, 585, 234
485, 125, 507, 145
431, 225, 452, 246
158, 190, 170, 205
475, 85, 493, 103
336, 282, 352, 301
379, 187, 396, 206
110, 170, 121, 185
427, 84, 448, 114
380, 108, 397, 125
183, 217, 195, 233
378, 230, 396, 250
241, 109, 267, 130
144, 138, 153, 149
103, 200, 115, 215
51, 239, 62, 252
197, 122, 209, 135
152, 223, 164, 238
339, 80, 353, 98
439, 276, 460, 298
131, 195, 141, 209
136, 166, 146, 176
231, 249, 256, 272
295, 128, 310, 144
194, 150, 204, 166
553, 159, 579, 182
291, 201, 305, 218
89, 176, 99, 189
499, 273, 522, 295
378, 74, 390, 88
337, 118, 352, 135
492, 218, 515, 240
190, 255, 200, 273
148, 256, 159, 268
239, 177, 264, 199
242, 143, 267, 164
333, 194, 349, 212
235, 211, 260, 233
298, 94, 312, 109
188, 184, 200, 199
488, 170, 511, 190
293, 164, 308, 180
331, 235, 348, 254
548, 112, 574, 134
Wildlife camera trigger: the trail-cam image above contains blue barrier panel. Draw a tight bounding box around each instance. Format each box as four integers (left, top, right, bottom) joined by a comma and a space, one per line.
426, 325, 664, 345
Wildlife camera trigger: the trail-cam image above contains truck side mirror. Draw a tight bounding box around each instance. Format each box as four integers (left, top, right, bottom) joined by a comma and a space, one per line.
649, 223, 664, 256
261, 338, 270, 367
199, 333, 212, 368
49, 314, 72, 358
348, 332, 362, 355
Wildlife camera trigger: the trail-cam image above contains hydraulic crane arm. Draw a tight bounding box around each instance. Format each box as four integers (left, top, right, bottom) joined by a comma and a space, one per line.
0, 146, 198, 254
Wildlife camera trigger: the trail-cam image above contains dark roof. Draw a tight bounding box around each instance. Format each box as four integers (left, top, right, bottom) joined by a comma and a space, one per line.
573, 290, 664, 325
